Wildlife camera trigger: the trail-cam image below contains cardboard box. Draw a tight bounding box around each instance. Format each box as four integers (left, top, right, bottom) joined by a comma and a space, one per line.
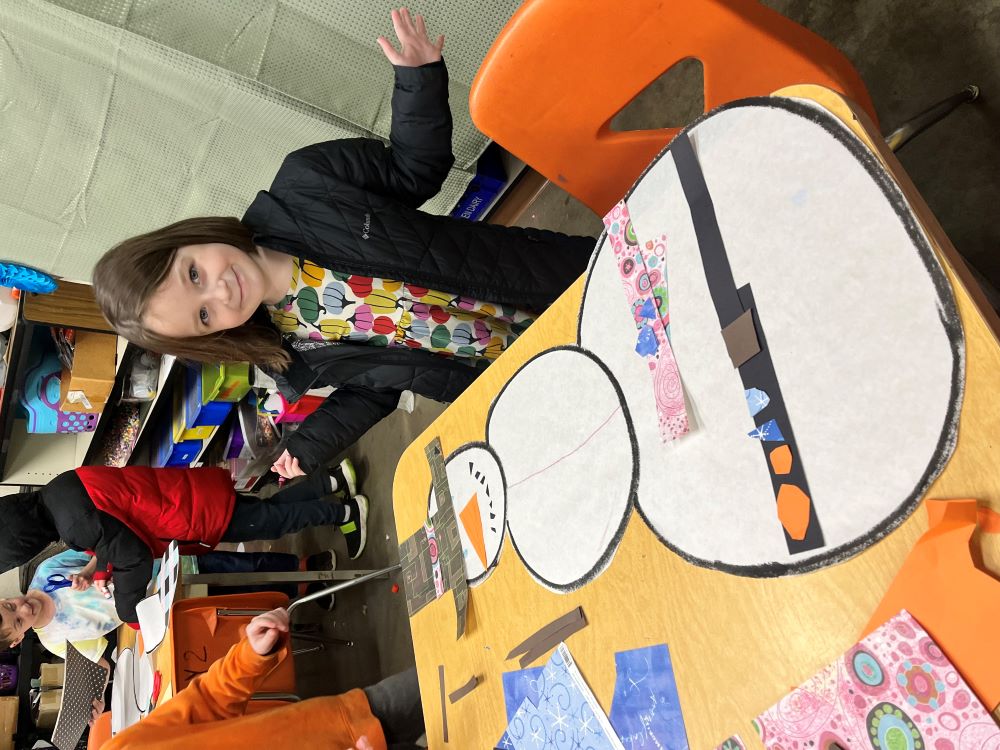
35, 689, 60, 730
41, 661, 65, 687
0, 696, 17, 750
59, 330, 117, 413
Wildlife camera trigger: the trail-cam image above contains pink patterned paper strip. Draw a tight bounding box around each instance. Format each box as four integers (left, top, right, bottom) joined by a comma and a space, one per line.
756, 610, 1000, 749
604, 201, 689, 442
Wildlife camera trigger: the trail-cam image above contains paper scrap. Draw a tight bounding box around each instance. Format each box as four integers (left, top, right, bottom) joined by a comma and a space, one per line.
51, 642, 109, 750
672, 133, 825, 555
426, 437, 469, 639
865, 500, 1000, 709
459, 493, 488, 570
448, 675, 480, 704
438, 664, 449, 744
502, 666, 544, 722
768, 444, 792, 475
398, 438, 469, 639
609, 644, 689, 750
501, 643, 625, 750
604, 201, 689, 442
747, 419, 784, 442
721, 309, 761, 368
756, 610, 1000, 748
506, 607, 587, 660
518, 617, 589, 668
744, 387, 770, 417
135, 594, 167, 653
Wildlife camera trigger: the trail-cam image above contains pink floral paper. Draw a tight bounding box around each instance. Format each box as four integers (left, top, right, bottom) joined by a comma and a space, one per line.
756, 610, 1000, 750
603, 201, 689, 442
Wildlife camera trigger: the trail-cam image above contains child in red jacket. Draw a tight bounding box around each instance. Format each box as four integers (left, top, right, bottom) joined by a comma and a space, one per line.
0, 463, 366, 625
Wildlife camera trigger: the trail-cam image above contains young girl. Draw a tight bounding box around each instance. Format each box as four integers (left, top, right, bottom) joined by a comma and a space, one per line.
0, 463, 366, 625
92, 8, 595, 479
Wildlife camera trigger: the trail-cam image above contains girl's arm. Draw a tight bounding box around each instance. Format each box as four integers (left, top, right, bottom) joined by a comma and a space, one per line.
279, 387, 400, 476
276, 10, 453, 208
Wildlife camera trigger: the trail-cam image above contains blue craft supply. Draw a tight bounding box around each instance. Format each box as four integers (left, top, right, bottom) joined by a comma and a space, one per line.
747, 418, 784, 442
638, 298, 657, 320
43, 574, 72, 593
500, 646, 622, 750
502, 666, 544, 722
609, 644, 689, 750
744, 387, 771, 417
635, 325, 658, 357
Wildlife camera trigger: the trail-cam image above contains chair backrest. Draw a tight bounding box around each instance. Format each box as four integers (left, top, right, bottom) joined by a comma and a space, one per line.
470, 0, 877, 215
171, 591, 295, 706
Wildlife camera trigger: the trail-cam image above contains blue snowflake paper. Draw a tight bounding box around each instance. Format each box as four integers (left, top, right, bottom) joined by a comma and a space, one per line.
501, 644, 624, 750
502, 666, 544, 722
747, 419, 784, 442
744, 388, 770, 417
609, 645, 689, 750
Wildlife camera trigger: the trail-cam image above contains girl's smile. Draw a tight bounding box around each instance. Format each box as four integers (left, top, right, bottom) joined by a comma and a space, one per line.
144, 243, 291, 339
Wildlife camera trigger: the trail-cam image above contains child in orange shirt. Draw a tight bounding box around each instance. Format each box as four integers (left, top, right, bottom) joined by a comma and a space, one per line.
102, 607, 424, 750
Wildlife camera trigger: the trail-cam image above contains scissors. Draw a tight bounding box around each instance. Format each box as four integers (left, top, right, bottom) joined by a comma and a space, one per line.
43, 574, 72, 593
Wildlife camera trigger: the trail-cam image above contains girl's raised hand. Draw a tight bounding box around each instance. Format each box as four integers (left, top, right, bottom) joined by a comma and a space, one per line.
377, 7, 444, 67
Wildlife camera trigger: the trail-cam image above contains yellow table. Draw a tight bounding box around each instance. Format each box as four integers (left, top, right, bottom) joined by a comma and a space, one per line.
392, 86, 1000, 749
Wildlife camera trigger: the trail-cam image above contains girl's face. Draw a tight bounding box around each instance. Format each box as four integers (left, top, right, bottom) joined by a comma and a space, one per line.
144, 243, 274, 338
0, 594, 44, 645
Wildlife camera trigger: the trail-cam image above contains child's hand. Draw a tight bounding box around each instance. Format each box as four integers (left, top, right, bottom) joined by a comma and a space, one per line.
246, 608, 290, 656
271, 449, 306, 479
70, 573, 93, 591
88, 697, 105, 726
377, 7, 444, 67
346, 737, 374, 750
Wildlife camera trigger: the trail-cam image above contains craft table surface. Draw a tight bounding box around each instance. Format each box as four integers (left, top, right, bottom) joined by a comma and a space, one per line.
391, 86, 1000, 750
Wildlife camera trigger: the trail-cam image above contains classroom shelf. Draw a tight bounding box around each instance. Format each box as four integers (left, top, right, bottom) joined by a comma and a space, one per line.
125, 354, 180, 466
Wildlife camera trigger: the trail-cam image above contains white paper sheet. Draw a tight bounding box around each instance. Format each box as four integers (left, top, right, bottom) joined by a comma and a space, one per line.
135, 594, 167, 653
578, 99, 962, 574
485, 347, 635, 590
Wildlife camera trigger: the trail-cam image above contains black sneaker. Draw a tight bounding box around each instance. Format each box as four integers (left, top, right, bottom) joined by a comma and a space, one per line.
340, 494, 368, 560
330, 458, 357, 497
303, 549, 337, 610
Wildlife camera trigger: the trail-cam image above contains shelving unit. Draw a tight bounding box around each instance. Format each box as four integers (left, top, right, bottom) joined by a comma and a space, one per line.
0, 286, 119, 485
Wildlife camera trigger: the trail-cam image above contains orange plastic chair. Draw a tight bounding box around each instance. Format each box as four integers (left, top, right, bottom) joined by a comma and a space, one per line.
470, 0, 878, 215
170, 592, 297, 714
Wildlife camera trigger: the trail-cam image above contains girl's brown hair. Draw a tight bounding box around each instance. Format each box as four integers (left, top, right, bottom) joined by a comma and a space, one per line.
92, 217, 291, 369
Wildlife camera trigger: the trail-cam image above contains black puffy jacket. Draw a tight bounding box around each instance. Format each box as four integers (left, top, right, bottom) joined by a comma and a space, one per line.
0, 472, 151, 624
241, 60, 595, 471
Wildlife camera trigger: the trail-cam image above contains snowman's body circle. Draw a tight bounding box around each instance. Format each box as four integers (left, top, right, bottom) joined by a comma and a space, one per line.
578, 98, 962, 575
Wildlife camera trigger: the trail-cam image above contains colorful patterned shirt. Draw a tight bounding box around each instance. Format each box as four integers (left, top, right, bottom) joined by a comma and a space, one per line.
267, 259, 536, 360
31, 549, 122, 663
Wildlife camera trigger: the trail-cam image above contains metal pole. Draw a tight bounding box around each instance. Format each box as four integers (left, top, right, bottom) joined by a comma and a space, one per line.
286, 563, 401, 614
